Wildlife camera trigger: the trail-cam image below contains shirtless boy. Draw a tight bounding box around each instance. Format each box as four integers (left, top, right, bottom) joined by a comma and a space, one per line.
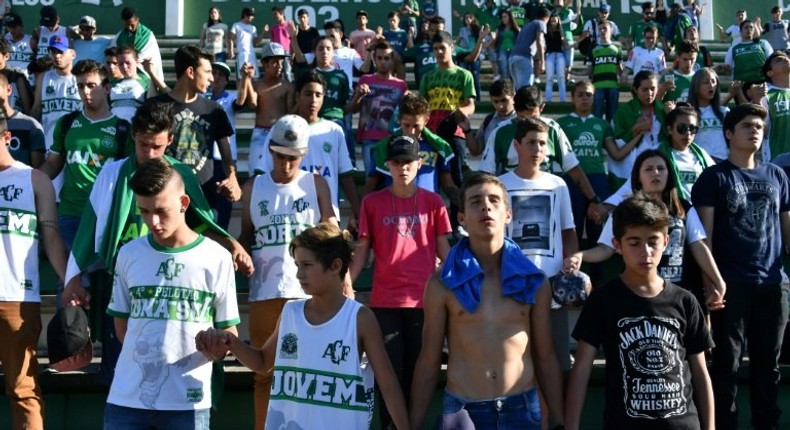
410, 172, 565, 429
239, 42, 295, 174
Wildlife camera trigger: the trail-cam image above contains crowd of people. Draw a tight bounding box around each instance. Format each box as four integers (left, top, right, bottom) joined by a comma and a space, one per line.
1, 1, 790, 430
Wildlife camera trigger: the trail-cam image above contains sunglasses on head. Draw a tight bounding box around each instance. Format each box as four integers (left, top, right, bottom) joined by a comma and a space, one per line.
675, 124, 699, 135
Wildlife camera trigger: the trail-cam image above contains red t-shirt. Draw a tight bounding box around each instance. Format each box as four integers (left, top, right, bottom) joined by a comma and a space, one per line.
356, 74, 408, 142
358, 187, 452, 308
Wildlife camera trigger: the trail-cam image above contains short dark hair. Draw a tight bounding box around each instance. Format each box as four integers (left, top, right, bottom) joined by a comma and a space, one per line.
740, 19, 753, 30
772, 5, 782, 14
537, 7, 551, 19
0, 70, 10, 87
104, 46, 118, 57
130, 158, 183, 197
323, 20, 342, 31
174, 45, 213, 79
0, 39, 8, 55
676, 40, 698, 55
289, 223, 354, 279
514, 85, 542, 111
372, 40, 394, 54
763, 50, 789, 82
295, 69, 326, 93
120, 7, 136, 21
514, 116, 549, 142
297, 8, 309, 17
459, 173, 510, 213
489, 79, 515, 97
431, 31, 454, 46
272, 6, 283, 14
132, 100, 175, 136
643, 25, 658, 35
429, 16, 445, 25
572, 80, 595, 95
665, 104, 699, 128
399, 93, 430, 118
722, 103, 767, 147
387, 11, 398, 19
641, 2, 655, 10
356, 10, 368, 18
116, 44, 138, 59
28, 56, 52, 76
72, 59, 108, 84
612, 192, 671, 240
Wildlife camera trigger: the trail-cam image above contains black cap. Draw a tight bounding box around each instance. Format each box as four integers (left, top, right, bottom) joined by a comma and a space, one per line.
356, 10, 369, 18
47, 306, 93, 372
40, 5, 57, 26
387, 135, 420, 161
5, 12, 22, 27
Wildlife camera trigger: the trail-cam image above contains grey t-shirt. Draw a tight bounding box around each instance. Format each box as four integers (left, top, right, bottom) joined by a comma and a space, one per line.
8, 111, 45, 167
763, 19, 790, 51
511, 20, 547, 58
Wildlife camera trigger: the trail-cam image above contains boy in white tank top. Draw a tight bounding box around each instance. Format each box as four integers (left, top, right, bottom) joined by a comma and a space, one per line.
196, 223, 409, 430
238, 114, 338, 430
0, 114, 68, 430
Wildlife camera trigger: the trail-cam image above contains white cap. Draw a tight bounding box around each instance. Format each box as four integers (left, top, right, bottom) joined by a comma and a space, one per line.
269, 115, 309, 156
261, 42, 289, 59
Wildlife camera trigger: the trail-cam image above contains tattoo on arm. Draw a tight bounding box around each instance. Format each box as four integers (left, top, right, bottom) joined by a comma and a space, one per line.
39, 219, 58, 229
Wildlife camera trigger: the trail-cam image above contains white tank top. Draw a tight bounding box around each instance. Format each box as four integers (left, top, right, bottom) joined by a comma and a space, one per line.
249, 170, 319, 301
5, 34, 34, 77
37, 26, 68, 58
267, 299, 374, 430
0, 162, 40, 302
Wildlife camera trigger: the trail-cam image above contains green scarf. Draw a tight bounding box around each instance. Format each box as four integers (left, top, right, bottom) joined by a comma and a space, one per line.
116, 23, 153, 54
658, 140, 711, 201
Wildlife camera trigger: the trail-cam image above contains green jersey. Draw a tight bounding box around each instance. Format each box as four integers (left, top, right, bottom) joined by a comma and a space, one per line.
591, 44, 622, 89
767, 87, 790, 159
662, 70, 694, 102
51, 113, 134, 217
728, 40, 773, 83
479, 116, 576, 175
629, 20, 663, 47
315, 68, 350, 121
420, 65, 476, 114
556, 113, 613, 175
554, 7, 577, 41
673, 14, 693, 47
508, 5, 527, 27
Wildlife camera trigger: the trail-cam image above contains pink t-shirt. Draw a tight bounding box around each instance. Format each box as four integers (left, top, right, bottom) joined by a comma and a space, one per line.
349, 28, 376, 58
270, 22, 291, 52
356, 74, 408, 142
359, 188, 452, 308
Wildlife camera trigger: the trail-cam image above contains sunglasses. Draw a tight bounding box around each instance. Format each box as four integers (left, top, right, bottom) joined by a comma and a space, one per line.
675, 124, 700, 135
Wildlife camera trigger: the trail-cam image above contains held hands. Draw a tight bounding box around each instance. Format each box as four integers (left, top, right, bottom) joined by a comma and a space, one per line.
195, 328, 233, 362
563, 253, 583, 274
61, 277, 91, 309
704, 279, 726, 311
631, 116, 652, 136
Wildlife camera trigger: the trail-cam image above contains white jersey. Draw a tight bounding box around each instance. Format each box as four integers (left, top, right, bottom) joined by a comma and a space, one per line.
107, 234, 240, 411
110, 76, 149, 122
254, 118, 355, 219
231, 22, 259, 79
626, 46, 666, 74
40, 69, 81, 194
499, 171, 574, 278
5, 33, 34, 79
248, 170, 318, 301
697, 105, 730, 161
0, 162, 39, 302
267, 299, 374, 430
36, 25, 68, 58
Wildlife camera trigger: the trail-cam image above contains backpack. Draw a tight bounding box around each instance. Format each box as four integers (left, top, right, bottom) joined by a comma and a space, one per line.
579, 19, 598, 59
58, 111, 131, 159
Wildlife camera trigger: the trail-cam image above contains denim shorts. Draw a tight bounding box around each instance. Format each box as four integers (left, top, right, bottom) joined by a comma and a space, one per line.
103, 403, 210, 430
438, 387, 542, 430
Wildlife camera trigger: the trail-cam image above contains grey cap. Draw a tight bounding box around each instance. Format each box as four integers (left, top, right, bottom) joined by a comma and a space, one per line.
269, 115, 309, 157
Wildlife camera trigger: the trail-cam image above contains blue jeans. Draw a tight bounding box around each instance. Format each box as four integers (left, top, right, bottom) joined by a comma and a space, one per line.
593, 87, 619, 121
213, 52, 227, 63
361, 139, 380, 175
564, 172, 609, 247
103, 403, 210, 430
711, 283, 789, 430
544, 52, 567, 102
509, 54, 534, 90
439, 388, 542, 430
461, 60, 482, 102
498, 50, 512, 80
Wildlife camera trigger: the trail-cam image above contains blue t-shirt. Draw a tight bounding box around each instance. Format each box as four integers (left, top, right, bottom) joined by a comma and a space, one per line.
383, 29, 409, 55
74, 37, 113, 63
691, 160, 790, 285
511, 19, 547, 58
369, 139, 449, 193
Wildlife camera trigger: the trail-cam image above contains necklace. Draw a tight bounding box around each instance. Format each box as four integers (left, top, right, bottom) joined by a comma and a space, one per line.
390, 188, 419, 238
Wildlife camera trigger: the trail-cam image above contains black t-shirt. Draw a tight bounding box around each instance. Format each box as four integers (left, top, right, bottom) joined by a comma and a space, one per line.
150, 95, 234, 184
691, 160, 790, 285
572, 277, 713, 429
297, 26, 321, 54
